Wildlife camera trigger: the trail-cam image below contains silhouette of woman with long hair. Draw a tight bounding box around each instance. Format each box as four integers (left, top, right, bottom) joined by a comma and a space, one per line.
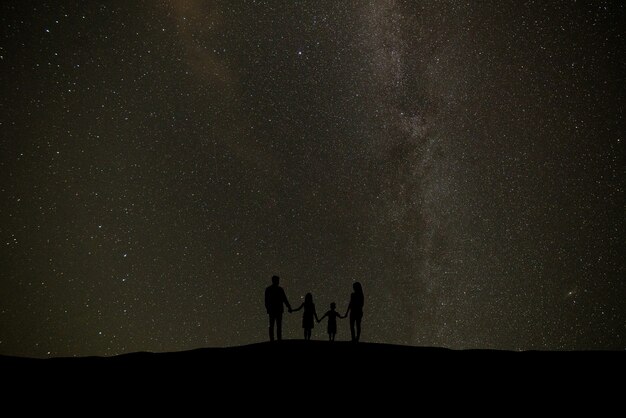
317, 302, 345, 341
292, 293, 319, 340
344, 282, 364, 342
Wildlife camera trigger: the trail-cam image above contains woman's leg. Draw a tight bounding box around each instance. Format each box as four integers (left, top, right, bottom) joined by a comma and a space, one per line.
350, 316, 356, 341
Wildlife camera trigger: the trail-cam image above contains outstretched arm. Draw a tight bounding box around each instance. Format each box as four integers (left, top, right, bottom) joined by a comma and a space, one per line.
291, 303, 303, 312
281, 288, 292, 312
318, 312, 327, 323
345, 297, 353, 317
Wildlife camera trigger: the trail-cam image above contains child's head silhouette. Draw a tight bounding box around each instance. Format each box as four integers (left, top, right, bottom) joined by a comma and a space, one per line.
330, 302, 336, 310
305, 293, 313, 304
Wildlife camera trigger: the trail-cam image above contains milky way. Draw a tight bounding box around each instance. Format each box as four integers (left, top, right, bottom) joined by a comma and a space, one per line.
1, 1, 623, 357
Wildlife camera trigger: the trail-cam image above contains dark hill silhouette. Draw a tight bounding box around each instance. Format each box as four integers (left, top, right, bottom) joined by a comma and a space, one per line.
1, 341, 620, 411
1, 340, 621, 404
1, 340, 617, 377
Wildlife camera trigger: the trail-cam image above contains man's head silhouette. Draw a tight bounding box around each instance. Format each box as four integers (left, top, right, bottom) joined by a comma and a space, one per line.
272, 275, 279, 286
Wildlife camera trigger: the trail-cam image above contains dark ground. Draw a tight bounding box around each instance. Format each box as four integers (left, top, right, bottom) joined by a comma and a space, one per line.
1, 341, 622, 408
2, 340, 620, 376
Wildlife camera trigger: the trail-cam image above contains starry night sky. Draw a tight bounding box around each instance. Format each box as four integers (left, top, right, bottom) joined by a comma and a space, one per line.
1, 1, 623, 357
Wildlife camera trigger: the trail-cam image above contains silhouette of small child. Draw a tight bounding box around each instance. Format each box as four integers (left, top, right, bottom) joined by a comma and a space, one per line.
317, 302, 345, 341
292, 293, 319, 340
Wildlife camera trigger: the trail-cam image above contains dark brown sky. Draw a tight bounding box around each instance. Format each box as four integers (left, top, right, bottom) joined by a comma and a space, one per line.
0, 1, 623, 357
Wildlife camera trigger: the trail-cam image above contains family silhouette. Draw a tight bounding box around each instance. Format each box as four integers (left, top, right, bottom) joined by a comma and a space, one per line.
264, 276, 364, 342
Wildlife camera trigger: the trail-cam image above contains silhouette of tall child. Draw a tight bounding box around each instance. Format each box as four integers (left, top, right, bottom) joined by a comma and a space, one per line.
318, 302, 345, 341
292, 293, 319, 340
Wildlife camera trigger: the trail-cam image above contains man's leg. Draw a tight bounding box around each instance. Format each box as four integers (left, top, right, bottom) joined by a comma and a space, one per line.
269, 314, 275, 342
276, 313, 283, 341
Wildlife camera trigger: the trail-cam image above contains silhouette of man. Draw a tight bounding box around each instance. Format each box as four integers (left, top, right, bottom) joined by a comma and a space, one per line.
265, 275, 292, 341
